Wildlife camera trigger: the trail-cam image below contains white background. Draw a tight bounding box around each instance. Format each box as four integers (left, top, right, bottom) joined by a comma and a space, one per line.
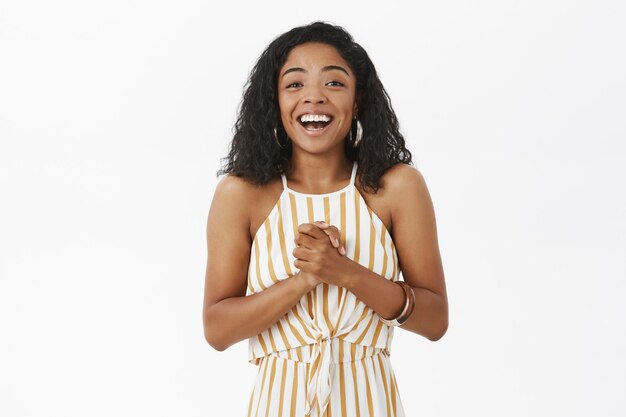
1, 1, 625, 416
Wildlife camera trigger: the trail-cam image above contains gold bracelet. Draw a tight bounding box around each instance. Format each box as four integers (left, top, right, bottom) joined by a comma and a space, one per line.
378, 281, 415, 326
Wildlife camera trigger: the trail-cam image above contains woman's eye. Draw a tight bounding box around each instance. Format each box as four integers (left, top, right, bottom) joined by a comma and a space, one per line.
326, 81, 344, 87
286, 82, 302, 88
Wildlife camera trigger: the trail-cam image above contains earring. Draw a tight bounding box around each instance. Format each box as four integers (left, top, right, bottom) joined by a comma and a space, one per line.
273, 126, 287, 149
351, 118, 363, 147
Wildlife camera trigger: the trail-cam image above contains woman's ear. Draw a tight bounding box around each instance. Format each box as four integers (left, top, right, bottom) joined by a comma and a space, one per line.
353, 103, 358, 118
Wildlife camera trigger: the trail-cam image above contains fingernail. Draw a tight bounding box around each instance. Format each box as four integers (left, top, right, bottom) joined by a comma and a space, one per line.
334, 237, 339, 247
340, 246, 346, 255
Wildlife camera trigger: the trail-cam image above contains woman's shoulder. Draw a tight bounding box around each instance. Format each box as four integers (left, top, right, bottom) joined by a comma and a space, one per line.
380, 162, 425, 188
381, 163, 431, 212
357, 162, 425, 196
356, 163, 428, 234
213, 173, 284, 239
214, 173, 257, 198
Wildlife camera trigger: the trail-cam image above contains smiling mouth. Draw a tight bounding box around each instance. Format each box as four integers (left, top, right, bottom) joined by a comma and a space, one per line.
298, 114, 333, 131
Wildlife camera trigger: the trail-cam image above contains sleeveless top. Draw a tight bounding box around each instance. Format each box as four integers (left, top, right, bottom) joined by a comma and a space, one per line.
246, 161, 400, 415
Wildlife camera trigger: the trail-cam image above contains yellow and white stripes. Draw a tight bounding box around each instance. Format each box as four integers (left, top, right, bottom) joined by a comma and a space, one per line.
247, 339, 404, 417
246, 161, 405, 416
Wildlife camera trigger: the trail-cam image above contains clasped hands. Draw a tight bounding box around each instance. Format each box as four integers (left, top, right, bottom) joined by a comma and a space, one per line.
292, 221, 352, 288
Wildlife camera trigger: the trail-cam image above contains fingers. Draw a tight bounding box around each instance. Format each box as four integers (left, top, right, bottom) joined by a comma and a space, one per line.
316, 222, 346, 256
313, 220, 330, 229
297, 223, 328, 239
294, 232, 316, 249
292, 245, 313, 262
298, 221, 346, 256
313, 221, 336, 246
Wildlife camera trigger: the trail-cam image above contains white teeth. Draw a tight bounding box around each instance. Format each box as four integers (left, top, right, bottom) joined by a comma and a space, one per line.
300, 114, 331, 123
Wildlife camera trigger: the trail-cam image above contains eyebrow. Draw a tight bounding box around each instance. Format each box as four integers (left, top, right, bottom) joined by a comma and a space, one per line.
281, 65, 351, 78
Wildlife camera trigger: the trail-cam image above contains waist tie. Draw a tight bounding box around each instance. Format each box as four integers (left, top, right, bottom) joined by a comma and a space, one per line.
305, 334, 332, 416
268, 337, 387, 417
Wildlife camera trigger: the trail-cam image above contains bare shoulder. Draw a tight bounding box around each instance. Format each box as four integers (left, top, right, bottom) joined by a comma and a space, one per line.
208, 174, 254, 239
381, 163, 427, 193
381, 164, 437, 238
356, 163, 430, 236
210, 173, 283, 240
382, 164, 430, 202
211, 174, 258, 222
213, 173, 256, 204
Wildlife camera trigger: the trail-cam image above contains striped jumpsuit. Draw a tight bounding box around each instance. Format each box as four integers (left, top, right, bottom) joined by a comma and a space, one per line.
246, 161, 406, 417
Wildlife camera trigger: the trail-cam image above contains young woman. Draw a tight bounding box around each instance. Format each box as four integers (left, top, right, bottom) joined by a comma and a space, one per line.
203, 21, 448, 417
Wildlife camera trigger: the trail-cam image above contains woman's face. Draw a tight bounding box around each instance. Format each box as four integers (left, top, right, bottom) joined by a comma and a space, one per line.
277, 42, 357, 155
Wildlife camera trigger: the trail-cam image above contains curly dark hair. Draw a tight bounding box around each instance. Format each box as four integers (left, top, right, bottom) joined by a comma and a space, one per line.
217, 21, 413, 193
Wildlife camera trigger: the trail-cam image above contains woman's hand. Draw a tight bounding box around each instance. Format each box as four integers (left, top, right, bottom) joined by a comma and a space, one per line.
294, 221, 345, 287
312, 221, 346, 255
293, 221, 351, 287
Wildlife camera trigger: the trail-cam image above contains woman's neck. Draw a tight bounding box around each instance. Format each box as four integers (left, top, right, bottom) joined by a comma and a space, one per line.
285, 153, 353, 192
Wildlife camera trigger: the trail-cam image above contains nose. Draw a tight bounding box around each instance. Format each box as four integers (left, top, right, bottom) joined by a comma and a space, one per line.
302, 84, 327, 104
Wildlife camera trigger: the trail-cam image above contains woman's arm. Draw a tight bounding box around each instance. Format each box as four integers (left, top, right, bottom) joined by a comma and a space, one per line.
294, 165, 448, 341
346, 165, 448, 340
202, 175, 318, 351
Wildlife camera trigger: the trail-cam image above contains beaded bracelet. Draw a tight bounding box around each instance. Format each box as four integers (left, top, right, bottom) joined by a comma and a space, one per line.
378, 281, 415, 326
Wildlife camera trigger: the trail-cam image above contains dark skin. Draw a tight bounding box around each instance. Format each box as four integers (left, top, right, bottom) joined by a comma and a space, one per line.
203, 42, 448, 351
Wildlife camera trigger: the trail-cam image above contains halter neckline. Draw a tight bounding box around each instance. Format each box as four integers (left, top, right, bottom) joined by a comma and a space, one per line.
281, 161, 357, 197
